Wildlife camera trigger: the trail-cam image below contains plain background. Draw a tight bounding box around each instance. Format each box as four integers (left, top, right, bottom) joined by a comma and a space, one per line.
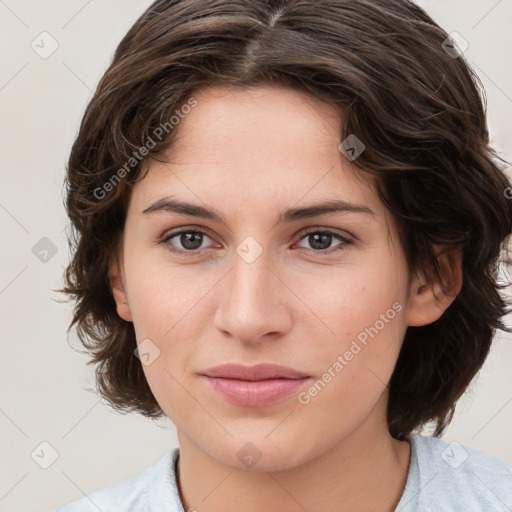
0, 1, 511, 511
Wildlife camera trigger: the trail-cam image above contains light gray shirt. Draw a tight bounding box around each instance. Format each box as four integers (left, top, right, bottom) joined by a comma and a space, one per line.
55, 434, 512, 511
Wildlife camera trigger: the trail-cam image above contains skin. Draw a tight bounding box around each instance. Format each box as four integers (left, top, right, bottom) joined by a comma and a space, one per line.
109, 84, 462, 512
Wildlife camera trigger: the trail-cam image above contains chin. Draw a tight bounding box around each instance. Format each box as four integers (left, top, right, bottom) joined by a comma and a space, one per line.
200, 434, 314, 473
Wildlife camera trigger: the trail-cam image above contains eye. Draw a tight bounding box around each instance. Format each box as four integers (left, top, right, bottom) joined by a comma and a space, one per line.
295, 228, 353, 254
162, 229, 214, 255
161, 227, 353, 256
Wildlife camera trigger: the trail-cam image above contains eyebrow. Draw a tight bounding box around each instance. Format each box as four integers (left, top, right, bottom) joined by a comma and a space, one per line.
142, 196, 375, 224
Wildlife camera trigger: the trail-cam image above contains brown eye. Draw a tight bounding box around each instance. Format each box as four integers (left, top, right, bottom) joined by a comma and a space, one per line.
163, 230, 212, 254
161, 227, 353, 257
296, 229, 353, 254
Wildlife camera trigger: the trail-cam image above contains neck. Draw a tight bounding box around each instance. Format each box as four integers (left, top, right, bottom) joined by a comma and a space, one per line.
176, 401, 411, 512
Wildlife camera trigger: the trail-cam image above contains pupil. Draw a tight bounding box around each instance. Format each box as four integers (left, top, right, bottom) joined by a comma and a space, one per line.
182, 232, 202, 250
178, 232, 333, 251
310, 233, 331, 250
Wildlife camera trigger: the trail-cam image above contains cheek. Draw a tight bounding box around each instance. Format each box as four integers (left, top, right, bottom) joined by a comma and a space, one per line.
296, 258, 407, 395
123, 251, 215, 397
127, 266, 203, 423
124, 248, 216, 336
295, 256, 406, 341
296, 302, 406, 431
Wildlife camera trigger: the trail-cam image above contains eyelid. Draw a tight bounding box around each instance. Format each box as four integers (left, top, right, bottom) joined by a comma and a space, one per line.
161, 224, 354, 256
160, 224, 354, 240
293, 227, 353, 252
160, 225, 216, 243
297, 226, 353, 241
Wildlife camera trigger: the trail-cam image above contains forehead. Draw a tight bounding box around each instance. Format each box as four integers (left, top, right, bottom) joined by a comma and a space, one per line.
128, 84, 385, 223
183, 83, 342, 140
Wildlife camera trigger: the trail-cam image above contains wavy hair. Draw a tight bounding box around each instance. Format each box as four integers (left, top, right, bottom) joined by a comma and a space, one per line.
58, 0, 512, 440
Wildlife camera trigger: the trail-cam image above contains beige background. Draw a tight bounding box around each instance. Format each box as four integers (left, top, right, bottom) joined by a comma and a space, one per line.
0, 1, 511, 511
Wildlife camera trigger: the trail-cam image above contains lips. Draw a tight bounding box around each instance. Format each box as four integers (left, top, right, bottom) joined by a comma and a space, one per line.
201, 363, 310, 381
199, 363, 311, 407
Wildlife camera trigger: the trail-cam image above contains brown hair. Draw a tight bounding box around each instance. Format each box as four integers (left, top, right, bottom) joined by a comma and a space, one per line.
58, 0, 512, 440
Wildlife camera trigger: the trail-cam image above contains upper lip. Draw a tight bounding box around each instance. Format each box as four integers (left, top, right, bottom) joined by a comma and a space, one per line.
201, 363, 310, 381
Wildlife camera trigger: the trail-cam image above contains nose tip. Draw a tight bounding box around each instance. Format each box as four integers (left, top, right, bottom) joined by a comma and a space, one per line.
212, 252, 292, 345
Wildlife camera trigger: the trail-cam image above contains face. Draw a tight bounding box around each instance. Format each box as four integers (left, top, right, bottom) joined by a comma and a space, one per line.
110, 84, 455, 472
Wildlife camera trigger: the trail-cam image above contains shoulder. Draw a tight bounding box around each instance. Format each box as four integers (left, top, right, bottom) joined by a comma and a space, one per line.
55, 448, 183, 512
399, 434, 512, 511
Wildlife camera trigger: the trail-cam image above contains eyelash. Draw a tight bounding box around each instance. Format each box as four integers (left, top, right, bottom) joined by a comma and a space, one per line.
160, 227, 353, 257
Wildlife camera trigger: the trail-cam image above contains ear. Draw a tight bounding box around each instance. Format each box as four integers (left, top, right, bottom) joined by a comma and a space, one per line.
406, 245, 463, 327
108, 254, 133, 322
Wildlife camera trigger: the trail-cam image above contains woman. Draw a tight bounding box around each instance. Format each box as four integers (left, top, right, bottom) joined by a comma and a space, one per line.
56, 0, 512, 510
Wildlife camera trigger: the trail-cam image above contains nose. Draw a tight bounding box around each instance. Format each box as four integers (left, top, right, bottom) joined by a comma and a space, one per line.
213, 243, 293, 346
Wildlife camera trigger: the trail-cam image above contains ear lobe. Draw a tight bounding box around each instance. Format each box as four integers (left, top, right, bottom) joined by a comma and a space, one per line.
406, 246, 463, 327
108, 256, 133, 322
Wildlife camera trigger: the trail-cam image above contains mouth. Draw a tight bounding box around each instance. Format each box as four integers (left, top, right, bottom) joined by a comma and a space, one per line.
199, 363, 311, 407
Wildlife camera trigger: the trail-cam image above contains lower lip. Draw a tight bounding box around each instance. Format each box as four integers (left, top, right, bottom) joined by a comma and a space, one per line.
201, 376, 310, 407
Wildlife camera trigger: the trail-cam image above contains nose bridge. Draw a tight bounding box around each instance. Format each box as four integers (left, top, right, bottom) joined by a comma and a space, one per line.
213, 234, 290, 342
230, 237, 274, 312
229, 214, 273, 293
